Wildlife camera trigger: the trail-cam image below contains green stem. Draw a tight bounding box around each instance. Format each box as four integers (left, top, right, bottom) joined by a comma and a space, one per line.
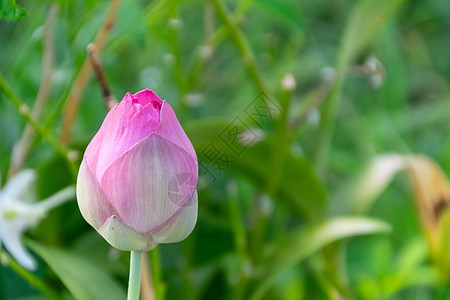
251, 87, 293, 263
127, 251, 143, 300
0, 250, 59, 299
149, 247, 165, 300
0, 72, 77, 180
187, 0, 254, 87
210, 0, 266, 93
314, 78, 344, 177
168, 0, 188, 110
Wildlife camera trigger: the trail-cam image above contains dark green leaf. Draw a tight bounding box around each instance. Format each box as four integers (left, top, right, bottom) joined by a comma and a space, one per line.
0, 0, 27, 21
27, 241, 126, 300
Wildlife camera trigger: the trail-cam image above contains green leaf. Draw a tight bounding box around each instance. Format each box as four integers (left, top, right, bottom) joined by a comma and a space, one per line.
254, 0, 302, 27
184, 119, 326, 219
337, 0, 406, 71
26, 241, 126, 300
438, 210, 450, 281
116, 0, 146, 47
0, 0, 27, 21
248, 217, 392, 300
231, 135, 326, 219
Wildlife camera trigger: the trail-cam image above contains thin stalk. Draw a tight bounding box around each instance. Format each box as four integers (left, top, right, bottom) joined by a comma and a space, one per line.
140, 254, 155, 300
127, 251, 143, 300
210, 0, 266, 93
59, 0, 121, 144
149, 247, 165, 300
251, 80, 293, 264
87, 43, 117, 111
8, 4, 58, 179
314, 75, 345, 177
168, 0, 188, 109
186, 0, 254, 86
228, 181, 251, 299
0, 72, 77, 179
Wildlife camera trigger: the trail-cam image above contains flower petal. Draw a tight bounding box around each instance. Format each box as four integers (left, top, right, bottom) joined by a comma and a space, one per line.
101, 133, 198, 233
156, 101, 197, 161
0, 232, 36, 270
76, 159, 118, 230
1, 169, 36, 203
98, 215, 157, 251
149, 189, 198, 243
133, 89, 163, 116
85, 100, 159, 181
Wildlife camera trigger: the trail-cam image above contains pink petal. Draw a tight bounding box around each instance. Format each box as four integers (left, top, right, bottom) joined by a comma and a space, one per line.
133, 89, 162, 120
100, 133, 198, 233
85, 99, 159, 182
98, 215, 157, 251
156, 101, 197, 161
76, 159, 118, 230
149, 190, 198, 243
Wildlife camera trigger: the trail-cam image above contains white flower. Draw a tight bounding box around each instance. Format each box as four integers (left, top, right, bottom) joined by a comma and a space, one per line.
0, 170, 75, 270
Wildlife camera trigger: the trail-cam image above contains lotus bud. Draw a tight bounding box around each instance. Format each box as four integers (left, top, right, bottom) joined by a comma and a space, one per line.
76, 89, 198, 251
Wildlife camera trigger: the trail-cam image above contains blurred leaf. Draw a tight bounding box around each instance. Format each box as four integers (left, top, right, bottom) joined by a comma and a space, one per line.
254, 0, 302, 27
232, 136, 326, 219
383, 237, 429, 296
352, 154, 407, 213
184, 118, 230, 152
249, 217, 392, 299
439, 211, 450, 280
116, 0, 146, 47
0, 0, 27, 21
337, 0, 406, 71
185, 119, 326, 219
27, 241, 126, 300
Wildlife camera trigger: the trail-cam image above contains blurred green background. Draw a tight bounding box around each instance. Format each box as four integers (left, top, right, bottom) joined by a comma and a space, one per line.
1, 0, 450, 299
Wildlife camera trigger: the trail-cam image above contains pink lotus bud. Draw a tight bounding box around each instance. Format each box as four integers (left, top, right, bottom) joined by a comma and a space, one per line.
76, 89, 198, 251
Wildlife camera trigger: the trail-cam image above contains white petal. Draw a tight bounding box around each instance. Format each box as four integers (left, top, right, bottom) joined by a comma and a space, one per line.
34, 185, 75, 212
2, 170, 37, 202
1, 232, 36, 270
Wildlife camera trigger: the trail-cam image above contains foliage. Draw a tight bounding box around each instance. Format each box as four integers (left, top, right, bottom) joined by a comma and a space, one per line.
1, 0, 450, 299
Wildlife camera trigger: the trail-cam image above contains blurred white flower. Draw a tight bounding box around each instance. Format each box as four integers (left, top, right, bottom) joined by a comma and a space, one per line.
238, 127, 266, 147
281, 73, 297, 91
320, 66, 336, 82
364, 56, 386, 89
0, 170, 75, 270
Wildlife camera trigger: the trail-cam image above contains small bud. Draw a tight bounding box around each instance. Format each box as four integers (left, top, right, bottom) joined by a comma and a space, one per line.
168, 18, 183, 30
200, 45, 214, 60
281, 73, 296, 91
68, 150, 80, 162
19, 104, 30, 115
238, 127, 265, 147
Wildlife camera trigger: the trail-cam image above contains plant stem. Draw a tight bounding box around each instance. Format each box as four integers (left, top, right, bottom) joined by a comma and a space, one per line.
251, 81, 293, 263
128, 251, 143, 300
87, 43, 117, 111
150, 247, 165, 300
210, 0, 266, 93
0, 72, 77, 180
8, 4, 58, 179
140, 254, 155, 300
59, 0, 121, 144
